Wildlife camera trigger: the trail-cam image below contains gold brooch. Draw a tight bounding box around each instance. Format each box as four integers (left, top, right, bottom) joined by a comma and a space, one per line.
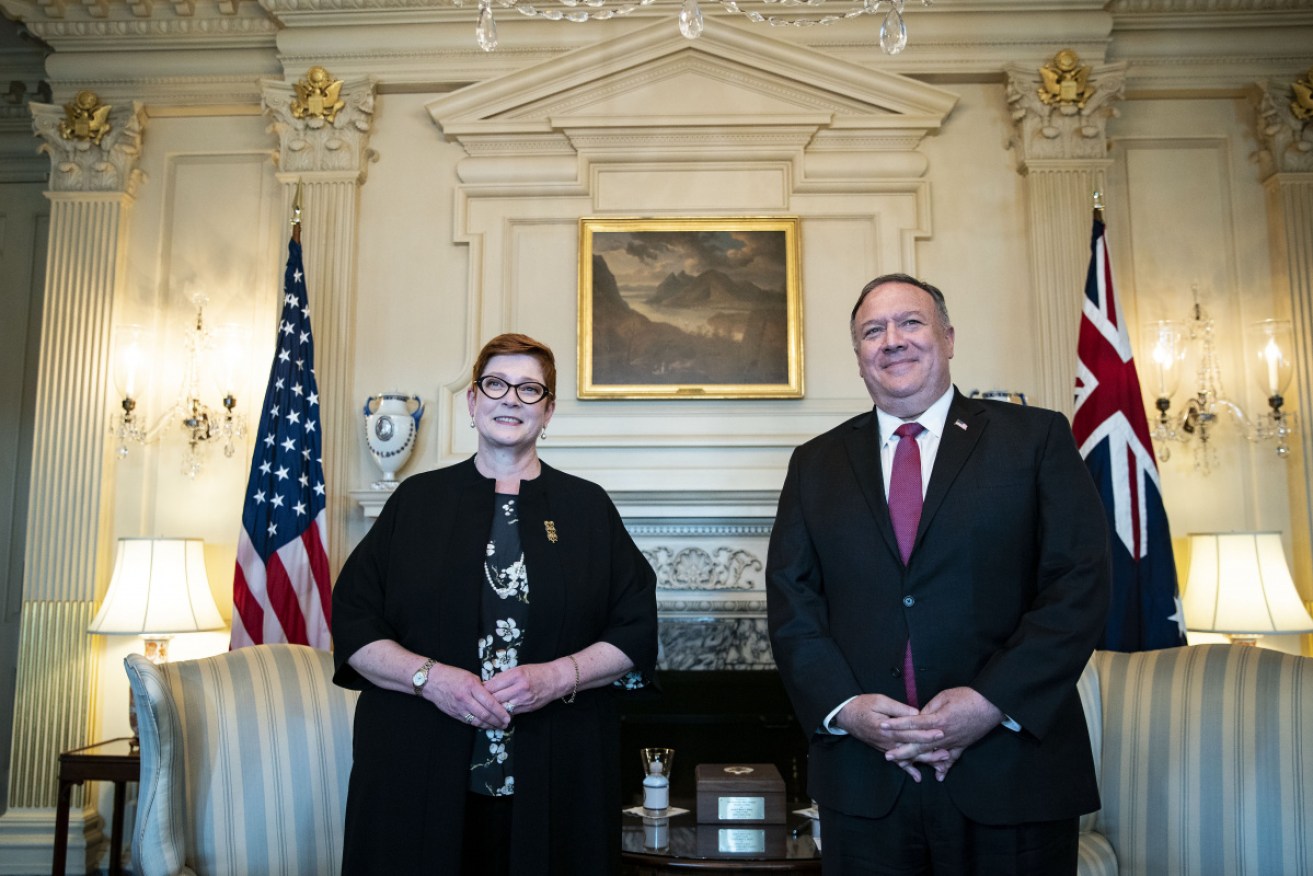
544, 521, 558, 543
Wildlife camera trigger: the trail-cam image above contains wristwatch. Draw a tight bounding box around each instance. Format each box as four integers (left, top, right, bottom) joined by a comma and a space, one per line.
411, 658, 437, 696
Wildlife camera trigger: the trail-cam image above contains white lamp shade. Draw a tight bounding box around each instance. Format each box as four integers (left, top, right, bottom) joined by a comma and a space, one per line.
89, 538, 226, 635
1183, 532, 1313, 635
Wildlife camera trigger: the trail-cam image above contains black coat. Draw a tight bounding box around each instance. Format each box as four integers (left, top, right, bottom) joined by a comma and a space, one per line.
767, 390, 1111, 825
332, 458, 658, 874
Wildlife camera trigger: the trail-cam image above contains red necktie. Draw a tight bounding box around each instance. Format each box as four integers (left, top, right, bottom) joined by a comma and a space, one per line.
889, 422, 923, 707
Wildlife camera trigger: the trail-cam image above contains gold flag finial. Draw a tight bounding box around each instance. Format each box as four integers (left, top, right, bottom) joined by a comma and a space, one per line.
291, 180, 303, 243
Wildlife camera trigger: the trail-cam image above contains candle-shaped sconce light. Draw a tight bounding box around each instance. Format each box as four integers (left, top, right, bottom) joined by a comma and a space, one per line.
1142, 320, 1186, 460
1250, 320, 1293, 405
1146, 321, 1185, 398
1249, 319, 1295, 457
208, 321, 248, 458
112, 324, 150, 457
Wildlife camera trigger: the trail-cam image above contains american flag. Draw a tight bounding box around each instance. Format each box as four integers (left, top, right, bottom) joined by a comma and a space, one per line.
231, 230, 332, 650
1072, 215, 1187, 651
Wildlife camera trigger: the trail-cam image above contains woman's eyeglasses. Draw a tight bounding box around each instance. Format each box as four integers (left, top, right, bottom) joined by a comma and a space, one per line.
476, 375, 552, 405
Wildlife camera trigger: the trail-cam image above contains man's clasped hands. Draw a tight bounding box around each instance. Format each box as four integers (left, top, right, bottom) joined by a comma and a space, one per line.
834, 687, 1005, 782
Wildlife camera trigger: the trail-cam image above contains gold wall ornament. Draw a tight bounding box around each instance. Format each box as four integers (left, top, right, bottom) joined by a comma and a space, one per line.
1038, 50, 1094, 110
292, 66, 345, 124
58, 90, 112, 145
1292, 67, 1313, 123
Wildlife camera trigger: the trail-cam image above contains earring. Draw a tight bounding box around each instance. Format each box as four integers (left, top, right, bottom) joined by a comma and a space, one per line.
469, 418, 475, 428
540, 427, 547, 440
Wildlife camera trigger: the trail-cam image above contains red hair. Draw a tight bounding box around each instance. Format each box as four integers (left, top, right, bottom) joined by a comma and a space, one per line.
472, 333, 557, 398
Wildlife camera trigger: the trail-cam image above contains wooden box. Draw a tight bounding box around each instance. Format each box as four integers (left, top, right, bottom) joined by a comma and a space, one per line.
695, 763, 786, 825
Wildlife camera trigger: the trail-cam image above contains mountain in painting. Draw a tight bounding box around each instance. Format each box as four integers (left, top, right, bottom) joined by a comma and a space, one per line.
588, 255, 788, 386
649, 269, 781, 310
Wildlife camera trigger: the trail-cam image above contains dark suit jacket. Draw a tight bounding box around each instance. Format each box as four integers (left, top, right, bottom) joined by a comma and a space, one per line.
332, 458, 658, 875
766, 389, 1110, 825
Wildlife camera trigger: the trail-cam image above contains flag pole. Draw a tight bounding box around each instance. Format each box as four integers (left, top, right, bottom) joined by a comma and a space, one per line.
1092, 189, 1104, 224
292, 179, 303, 244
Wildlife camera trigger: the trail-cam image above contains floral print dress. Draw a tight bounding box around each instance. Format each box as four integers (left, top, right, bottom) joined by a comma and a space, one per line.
470, 494, 529, 797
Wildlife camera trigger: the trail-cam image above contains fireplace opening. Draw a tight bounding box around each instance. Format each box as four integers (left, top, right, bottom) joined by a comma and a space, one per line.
618, 669, 810, 808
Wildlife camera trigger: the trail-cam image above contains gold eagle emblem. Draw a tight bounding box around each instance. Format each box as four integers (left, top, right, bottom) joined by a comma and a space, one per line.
59, 91, 112, 146
292, 66, 346, 124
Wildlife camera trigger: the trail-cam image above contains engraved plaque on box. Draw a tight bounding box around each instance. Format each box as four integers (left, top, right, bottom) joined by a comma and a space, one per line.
718, 796, 766, 821
718, 828, 766, 853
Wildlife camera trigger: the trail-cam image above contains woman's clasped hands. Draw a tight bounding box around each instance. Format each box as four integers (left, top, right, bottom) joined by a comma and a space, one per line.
423, 659, 573, 730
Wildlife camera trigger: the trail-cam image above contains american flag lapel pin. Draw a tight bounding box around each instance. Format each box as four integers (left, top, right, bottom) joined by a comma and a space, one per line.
544, 520, 558, 543
954, 419, 968, 431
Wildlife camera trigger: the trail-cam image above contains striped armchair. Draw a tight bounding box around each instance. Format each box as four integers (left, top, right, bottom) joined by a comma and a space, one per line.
1076, 644, 1313, 876
125, 644, 358, 876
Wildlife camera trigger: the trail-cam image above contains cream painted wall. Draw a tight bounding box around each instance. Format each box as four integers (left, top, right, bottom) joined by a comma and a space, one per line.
1110, 97, 1291, 541
917, 82, 1036, 401
109, 111, 282, 594
349, 91, 472, 550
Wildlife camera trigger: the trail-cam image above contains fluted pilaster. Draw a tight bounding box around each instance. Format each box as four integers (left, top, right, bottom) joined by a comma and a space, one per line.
1005, 53, 1126, 414
1, 93, 142, 871
263, 69, 376, 573
1263, 173, 1313, 634
13, 197, 131, 774
1255, 69, 1313, 652
7, 602, 98, 808
1019, 166, 1111, 414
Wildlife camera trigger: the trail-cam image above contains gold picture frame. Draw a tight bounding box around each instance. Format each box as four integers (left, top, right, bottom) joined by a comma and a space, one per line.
578, 217, 804, 400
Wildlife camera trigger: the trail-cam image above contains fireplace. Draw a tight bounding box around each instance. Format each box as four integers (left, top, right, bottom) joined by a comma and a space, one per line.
618, 669, 809, 808
613, 491, 810, 809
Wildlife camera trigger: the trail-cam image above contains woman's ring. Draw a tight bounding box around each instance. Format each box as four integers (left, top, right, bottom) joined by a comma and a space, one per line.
464, 713, 476, 724
506, 702, 516, 714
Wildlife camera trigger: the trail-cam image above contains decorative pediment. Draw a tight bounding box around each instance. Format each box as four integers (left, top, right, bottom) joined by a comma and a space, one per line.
428, 19, 957, 160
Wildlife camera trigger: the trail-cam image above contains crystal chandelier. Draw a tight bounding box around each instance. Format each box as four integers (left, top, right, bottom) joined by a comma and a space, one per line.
112, 294, 248, 478
1143, 285, 1296, 475
472, 0, 931, 54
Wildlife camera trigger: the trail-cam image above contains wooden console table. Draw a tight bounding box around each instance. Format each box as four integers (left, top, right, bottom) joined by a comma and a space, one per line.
53, 737, 139, 876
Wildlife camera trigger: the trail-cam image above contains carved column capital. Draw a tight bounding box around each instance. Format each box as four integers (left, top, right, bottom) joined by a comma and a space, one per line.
1254, 68, 1313, 178
1005, 52, 1127, 169
262, 67, 379, 179
30, 93, 146, 195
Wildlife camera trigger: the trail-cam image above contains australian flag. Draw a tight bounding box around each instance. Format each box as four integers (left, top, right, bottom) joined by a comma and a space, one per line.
1072, 216, 1187, 651
231, 230, 332, 650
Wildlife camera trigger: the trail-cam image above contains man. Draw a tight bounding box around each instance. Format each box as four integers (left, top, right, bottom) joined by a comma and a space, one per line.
766, 274, 1110, 874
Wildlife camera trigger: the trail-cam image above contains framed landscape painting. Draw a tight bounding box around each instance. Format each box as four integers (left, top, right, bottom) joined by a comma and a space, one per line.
577, 217, 804, 399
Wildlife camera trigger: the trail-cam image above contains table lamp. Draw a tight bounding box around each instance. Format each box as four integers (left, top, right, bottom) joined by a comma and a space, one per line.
1182, 532, 1313, 646
88, 538, 226, 741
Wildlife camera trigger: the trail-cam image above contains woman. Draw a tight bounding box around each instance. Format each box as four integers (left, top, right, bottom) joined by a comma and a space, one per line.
332, 333, 658, 875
